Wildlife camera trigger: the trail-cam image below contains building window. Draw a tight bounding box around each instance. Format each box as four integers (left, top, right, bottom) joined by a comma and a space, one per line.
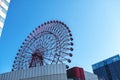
0, 5, 7, 14
0, 15, 5, 23
1, 0, 9, 6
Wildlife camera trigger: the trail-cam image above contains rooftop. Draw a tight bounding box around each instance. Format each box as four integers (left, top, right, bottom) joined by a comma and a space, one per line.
92, 54, 120, 70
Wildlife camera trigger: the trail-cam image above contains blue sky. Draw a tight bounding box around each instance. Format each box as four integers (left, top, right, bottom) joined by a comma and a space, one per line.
0, 0, 120, 73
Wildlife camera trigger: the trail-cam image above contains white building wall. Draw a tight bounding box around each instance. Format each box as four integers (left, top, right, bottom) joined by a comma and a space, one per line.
84, 71, 98, 80
67, 79, 73, 80
0, 0, 11, 37
6, 0, 10, 3
0, 64, 67, 80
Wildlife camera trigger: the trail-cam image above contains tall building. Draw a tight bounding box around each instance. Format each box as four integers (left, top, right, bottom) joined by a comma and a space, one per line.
0, 0, 10, 37
92, 54, 120, 80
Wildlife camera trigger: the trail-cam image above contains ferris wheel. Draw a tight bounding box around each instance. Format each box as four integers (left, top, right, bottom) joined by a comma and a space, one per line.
12, 20, 74, 71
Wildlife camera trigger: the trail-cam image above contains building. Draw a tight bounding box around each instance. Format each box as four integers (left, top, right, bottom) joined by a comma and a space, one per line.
84, 71, 98, 80
67, 67, 85, 80
0, 0, 10, 37
0, 64, 98, 80
67, 67, 98, 80
92, 54, 120, 80
0, 64, 67, 80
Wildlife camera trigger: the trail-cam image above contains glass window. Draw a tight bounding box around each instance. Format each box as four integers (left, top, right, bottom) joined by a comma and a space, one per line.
0, 15, 5, 23
112, 56, 119, 62
1, 0, 9, 6
0, 5, 7, 14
